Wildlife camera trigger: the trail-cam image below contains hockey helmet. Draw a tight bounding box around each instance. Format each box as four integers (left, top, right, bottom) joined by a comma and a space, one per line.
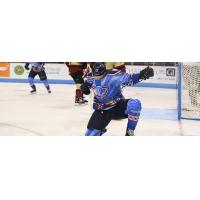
92, 62, 106, 76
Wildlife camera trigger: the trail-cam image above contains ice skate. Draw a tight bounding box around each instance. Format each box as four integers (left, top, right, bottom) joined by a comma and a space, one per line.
125, 128, 135, 136
30, 89, 36, 94
75, 97, 88, 105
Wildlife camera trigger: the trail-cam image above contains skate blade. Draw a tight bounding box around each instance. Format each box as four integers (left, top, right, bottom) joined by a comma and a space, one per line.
74, 102, 88, 106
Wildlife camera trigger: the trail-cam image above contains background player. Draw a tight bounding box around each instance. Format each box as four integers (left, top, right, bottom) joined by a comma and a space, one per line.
81, 62, 154, 136
24, 62, 51, 94
66, 62, 88, 104
104, 62, 126, 72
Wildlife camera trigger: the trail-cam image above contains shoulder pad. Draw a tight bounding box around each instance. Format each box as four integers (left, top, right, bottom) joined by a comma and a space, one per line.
106, 69, 121, 76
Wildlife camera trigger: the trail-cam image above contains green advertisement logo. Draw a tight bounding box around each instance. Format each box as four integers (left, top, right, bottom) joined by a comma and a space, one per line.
14, 65, 24, 75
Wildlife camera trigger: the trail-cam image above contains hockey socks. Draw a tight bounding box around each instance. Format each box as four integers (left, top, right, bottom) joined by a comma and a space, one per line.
76, 89, 83, 98
28, 77, 36, 93
75, 89, 88, 104
42, 80, 51, 93
124, 99, 142, 136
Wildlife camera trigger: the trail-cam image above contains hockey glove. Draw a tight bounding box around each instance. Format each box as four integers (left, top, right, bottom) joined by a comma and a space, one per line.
24, 63, 30, 70
139, 67, 154, 81
81, 82, 91, 95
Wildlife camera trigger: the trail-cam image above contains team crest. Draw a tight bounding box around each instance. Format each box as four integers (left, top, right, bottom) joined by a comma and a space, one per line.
93, 86, 109, 98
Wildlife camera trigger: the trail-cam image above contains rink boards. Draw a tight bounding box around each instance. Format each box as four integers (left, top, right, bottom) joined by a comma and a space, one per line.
0, 63, 177, 89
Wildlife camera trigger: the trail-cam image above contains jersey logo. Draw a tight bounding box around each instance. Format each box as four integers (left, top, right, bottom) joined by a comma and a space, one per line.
93, 86, 109, 98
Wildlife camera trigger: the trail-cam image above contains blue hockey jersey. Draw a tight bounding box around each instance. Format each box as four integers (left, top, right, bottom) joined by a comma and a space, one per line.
85, 70, 140, 110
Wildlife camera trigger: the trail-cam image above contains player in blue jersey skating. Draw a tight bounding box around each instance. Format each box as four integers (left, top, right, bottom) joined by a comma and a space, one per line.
81, 62, 154, 136
24, 62, 51, 94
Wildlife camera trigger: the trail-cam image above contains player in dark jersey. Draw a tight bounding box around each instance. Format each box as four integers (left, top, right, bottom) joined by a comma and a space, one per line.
81, 62, 154, 136
24, 62, 51, 94
66, 62, 88, 104
104, 62, 126, 72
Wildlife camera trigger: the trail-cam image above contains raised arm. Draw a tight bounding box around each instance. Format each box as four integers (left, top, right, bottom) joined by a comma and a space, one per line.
119, 66, 154, 86
138, 66, 154, 81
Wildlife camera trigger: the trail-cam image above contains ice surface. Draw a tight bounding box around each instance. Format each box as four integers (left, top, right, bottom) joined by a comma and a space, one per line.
0, 83, 199, 136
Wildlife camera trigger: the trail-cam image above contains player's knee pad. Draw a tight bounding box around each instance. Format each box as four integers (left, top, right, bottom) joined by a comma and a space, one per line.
28, 77, 34, 85
39, 72, 47, 81
125, 99, 142, 121
85, 129, 103, 136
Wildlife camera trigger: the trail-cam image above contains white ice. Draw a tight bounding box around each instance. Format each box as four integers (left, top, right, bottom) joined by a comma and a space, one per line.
0, 83, 199, 136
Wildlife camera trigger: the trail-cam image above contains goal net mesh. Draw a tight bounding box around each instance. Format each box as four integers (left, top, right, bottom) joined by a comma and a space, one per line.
180, 62, 200, 119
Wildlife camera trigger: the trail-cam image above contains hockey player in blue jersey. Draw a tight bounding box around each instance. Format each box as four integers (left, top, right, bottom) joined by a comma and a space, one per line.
81, 62, 154, 136
24, 62, 51, 94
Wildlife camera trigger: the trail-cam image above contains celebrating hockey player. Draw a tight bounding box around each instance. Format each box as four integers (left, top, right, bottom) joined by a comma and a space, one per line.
24, 62, 51, 94
81, 62, 154, 136
66, 62, 89, 104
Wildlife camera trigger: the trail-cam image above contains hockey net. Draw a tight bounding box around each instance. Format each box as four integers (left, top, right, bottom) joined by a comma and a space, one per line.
178, 62, 200, 119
